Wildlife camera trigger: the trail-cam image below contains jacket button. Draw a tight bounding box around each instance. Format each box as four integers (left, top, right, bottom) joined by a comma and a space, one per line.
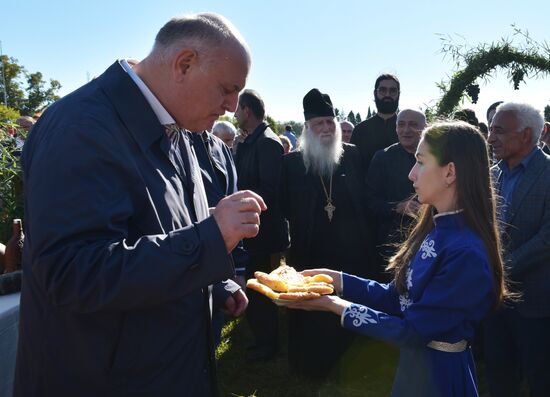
182, 241, 196, 253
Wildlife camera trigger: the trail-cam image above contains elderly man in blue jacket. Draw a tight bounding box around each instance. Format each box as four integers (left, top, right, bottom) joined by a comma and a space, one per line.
485, 102, 550, 397
15, 13, 263, 397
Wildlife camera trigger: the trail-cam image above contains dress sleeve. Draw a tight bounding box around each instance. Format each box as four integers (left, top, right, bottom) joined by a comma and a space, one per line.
340, 248, 495, 347
342, 273, 401, 316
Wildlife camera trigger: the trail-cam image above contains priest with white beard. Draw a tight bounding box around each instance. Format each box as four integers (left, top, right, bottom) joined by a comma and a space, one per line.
280, 88, 375, 380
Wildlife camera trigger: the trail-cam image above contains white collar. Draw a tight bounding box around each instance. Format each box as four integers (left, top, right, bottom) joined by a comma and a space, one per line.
433, 209, 464, 219
118, 59, 175, 125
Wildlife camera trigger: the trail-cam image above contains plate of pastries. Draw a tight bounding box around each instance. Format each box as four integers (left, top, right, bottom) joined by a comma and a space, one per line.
246, 265, 334, 306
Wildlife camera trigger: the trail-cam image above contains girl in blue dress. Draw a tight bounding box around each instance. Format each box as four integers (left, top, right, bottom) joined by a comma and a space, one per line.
290, 121, 508, 396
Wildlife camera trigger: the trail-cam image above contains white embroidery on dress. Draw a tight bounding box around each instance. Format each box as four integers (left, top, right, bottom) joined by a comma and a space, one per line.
420, 238, 437, 259
344, 305, 377, 327
399, 293, 413, 311
406, 267, 413, 290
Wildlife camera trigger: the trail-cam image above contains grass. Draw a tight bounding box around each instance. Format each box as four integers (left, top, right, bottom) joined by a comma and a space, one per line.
216, 309, 399, 397
215, 309, 530, 397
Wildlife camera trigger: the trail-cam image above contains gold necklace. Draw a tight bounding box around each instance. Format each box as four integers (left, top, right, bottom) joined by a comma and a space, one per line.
320, 175, 335, 222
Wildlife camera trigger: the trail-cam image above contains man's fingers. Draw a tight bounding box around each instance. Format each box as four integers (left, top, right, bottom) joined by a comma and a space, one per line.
240, 211, 260, 225
229, 290, 248, 317
229, 190, 267, 211
238, 223, 260, 238
236, 197, 263, 214
224, 296, 236, 315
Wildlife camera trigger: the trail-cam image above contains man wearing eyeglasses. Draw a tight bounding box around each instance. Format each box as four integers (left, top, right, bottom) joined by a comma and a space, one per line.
351, 74, 400, 172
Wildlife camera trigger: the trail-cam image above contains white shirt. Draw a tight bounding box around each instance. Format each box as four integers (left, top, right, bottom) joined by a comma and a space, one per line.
118, 59, 210, 221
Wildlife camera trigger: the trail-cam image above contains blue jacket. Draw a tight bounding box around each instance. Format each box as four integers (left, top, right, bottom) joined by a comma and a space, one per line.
492, 148, 550, 317
15, 62, 233, 396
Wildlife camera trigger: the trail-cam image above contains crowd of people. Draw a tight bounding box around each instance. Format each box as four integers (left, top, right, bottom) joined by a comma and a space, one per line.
5, 11, 550, 397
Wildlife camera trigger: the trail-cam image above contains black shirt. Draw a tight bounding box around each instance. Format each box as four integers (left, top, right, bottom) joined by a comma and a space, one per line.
366, 142, 416, 270
350, 113, 398, 172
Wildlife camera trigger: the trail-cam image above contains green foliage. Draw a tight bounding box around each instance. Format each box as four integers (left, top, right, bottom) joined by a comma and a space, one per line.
0, 55, 61, 115
424, 106, 437, 124
265, 115, 279, 134
544, 105, 550, 121
347, 111, 356, 125
0, 55, 25, 111
0, 104, 20, 124
355, 112, 362, 123
24, 71, 61, 115
336, 108, 346, 122
367, 106, 373, 119
0, 121, 24, 242
216, 116, 303, 139
435, 26, 550, 116
280, 120, 304, 138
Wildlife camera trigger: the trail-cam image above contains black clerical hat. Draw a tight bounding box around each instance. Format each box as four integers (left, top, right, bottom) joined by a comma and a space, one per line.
303, 88, 335, 121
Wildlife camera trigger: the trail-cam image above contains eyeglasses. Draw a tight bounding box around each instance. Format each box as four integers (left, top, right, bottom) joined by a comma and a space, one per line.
376, 87, 399, 96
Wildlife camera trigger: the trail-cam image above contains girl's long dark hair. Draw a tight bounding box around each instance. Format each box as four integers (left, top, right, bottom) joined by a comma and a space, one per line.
386, 121, 508, 308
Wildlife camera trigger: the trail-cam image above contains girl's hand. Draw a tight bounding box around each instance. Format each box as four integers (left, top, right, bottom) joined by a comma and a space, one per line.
287, 295, 351, 316
300, 268, 343, 294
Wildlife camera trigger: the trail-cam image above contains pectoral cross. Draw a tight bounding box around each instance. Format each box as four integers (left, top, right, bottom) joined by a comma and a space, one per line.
324, 201, 335, 222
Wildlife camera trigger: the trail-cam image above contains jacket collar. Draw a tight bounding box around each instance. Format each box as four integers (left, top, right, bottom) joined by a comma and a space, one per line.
243, 122, 268, 145
96, 61, 166, 153
506, 148, 547, 223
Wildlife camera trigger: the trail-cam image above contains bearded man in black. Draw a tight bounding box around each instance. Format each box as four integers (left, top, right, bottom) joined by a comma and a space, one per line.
351, 73, 400, 172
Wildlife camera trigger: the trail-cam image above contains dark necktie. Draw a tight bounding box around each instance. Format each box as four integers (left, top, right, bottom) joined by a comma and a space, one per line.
164, 124, 209, 221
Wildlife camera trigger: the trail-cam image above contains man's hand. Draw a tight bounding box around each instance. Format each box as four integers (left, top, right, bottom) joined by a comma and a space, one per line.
233, 275, 246, 289
212, 190, 267, 252
222, 288, 248, 317
395, 198, 421, 217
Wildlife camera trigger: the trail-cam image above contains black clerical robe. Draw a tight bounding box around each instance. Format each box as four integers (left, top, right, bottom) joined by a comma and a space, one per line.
280, 143, 375, 378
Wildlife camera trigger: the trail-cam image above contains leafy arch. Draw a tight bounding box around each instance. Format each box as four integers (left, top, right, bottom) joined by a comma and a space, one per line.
435, 31, 550, 117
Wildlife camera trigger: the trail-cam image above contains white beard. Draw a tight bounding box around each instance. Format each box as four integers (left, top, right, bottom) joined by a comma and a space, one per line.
300, 123, 343, 177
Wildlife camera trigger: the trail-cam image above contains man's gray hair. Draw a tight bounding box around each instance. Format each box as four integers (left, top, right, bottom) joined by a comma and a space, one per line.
496, 102, 545, 145
151, 13, 248, 62
212, 120, 236, 136
396, 109, 427, 126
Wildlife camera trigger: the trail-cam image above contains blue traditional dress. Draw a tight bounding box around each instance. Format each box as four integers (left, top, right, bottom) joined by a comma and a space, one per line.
340, 211, 495, 396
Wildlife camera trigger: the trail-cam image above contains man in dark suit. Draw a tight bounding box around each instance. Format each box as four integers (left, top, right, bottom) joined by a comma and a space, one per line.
234, 89, 289, 361
485, 102, 550, 397
280, 89, 373, 379
15, 13, 265, 397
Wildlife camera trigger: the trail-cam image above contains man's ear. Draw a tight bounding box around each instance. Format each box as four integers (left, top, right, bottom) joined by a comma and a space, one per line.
172, 49, 197, 83
521, 127, 533, 145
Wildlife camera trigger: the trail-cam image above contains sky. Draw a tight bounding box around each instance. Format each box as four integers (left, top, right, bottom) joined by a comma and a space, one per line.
2, 0, 550, 124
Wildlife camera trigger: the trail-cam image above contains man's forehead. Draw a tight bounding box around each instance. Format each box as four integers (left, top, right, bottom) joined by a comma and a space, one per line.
398, 111, 424, 123
378, 79, 398, 87
493, 110, 517, 126
309, 116, 335, 123
217, 45, 249, 87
